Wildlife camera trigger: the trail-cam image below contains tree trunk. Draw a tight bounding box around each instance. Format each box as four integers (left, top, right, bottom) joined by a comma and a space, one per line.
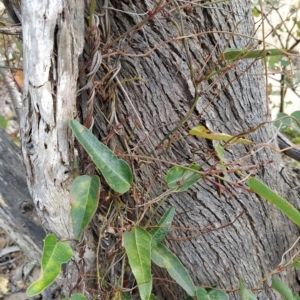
19, 0, 300, 299
90, 1, 300, 299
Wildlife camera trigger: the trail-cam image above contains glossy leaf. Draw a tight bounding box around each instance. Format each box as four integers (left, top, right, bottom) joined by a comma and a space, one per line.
151, 243, 195, 296
248, 177, 300, 227
166, 164, 202, 192
189, 125, 252, 144
70, 175, 100, 240
272, 278, 293, 300
62, 294, 88, 300
124, 227, 152, 300
239, 278, 257, 300
27, 234, 73, 297
70, 120, 133, 194
196, 288, 229, 300
149, 207, 175, 247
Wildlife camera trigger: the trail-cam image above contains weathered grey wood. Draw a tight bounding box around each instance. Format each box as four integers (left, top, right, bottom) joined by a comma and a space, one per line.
0, 128, 45, 262
20, 0, 84, 239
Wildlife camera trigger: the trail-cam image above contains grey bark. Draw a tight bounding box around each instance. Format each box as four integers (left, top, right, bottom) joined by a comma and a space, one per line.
91, 1, 300, 299
16, 0, 300, 299
0, 128, 45, 262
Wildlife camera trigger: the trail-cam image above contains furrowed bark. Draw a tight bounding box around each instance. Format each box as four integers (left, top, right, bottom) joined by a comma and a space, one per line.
92, 1, 300, 298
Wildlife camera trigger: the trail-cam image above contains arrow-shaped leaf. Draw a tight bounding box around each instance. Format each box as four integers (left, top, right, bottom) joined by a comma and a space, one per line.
27, 234, 73, 297
124, 227, 152, 300
151, 243, 196, 296
70, 175, 100, 240
70, 120, 133, 194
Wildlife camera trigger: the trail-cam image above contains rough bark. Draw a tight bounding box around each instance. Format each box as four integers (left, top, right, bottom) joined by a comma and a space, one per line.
20, 0, 84, 239
90, 1, 300, 299
0, 128, 45, 262
17, 0, 300, 299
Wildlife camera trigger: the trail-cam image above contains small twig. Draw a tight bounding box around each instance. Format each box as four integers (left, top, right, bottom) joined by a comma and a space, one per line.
0, 61, 22, 123
0, 25, 22, 35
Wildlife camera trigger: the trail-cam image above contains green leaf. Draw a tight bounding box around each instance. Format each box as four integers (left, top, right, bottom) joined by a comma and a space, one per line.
291, 111, 300, 134
0, 115, 8, 129
222, 48, 292, 61
70, 120, 133, 194
293, 292, 300, 300
151, 243, 195, 296
148, 295, 159, 300
149, 207, 175, 246
196, 288, 229, 300
291, 110, 300, 120
280, 57, 290, 68
248, 177, 300, 227
274, 112, 290, 128
70, 175, 100, 240
124, 227, 152, 300
62, 294, 88, 300
166, 164, 202, 192
252, 7, 260, 18
239, 278, 257, 300
268, 54, 281, 69
196, 288, 209, 299
215, 143, 227, 175
121, 292, 132, 300
27, 234, 73, 297
292, 257, 300, 269
272, 278, 293, 300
